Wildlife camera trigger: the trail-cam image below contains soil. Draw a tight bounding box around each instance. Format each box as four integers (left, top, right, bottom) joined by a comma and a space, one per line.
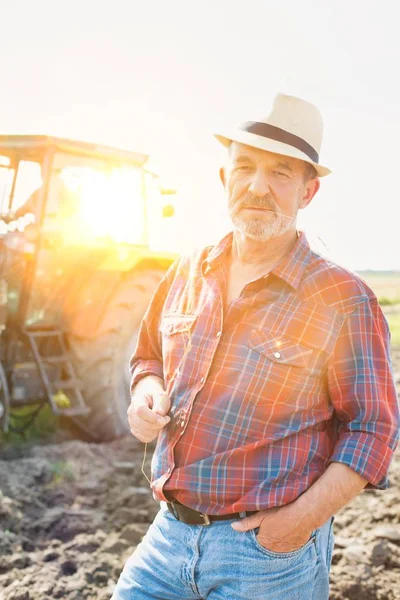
0, 348, 399, 600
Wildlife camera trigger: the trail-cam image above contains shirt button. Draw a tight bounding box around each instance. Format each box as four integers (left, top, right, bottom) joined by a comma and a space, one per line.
200, 377, 205, 384
274, 352, 281, 359
167, 467, 172, 474
216, 331, 222, 337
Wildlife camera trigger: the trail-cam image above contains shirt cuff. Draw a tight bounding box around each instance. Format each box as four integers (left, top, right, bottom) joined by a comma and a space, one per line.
328, 431, 395, 490
130, 360, 164, 393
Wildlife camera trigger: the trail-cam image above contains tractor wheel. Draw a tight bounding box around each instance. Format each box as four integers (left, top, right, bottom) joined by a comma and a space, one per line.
67, 269, 165, 441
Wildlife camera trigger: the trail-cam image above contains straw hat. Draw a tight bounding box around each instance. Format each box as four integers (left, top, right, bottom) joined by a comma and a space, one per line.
214, 93, 331, 177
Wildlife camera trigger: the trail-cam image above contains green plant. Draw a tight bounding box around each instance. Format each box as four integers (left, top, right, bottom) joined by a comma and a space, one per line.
0, 404, 57, 447
49, 461, 75, 484
387, 312, 400, 347
379, 296, 400, 306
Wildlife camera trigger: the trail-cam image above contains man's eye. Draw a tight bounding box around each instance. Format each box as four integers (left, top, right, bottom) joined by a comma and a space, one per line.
272, 170, 289, 178
234, 166, 250, 172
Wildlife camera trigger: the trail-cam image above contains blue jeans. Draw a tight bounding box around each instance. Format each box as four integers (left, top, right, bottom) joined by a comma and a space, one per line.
111, 501, 335, 600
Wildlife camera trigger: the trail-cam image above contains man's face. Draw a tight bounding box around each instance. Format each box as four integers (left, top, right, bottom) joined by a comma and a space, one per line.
221, 142, 319, 242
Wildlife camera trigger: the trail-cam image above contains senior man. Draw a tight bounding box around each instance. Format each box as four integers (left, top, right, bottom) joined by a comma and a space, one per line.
112, 93, 399, 600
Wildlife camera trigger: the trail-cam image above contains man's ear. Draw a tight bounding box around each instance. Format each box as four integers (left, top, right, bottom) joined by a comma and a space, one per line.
299, 178, 320, 209
219, 167, 226, 188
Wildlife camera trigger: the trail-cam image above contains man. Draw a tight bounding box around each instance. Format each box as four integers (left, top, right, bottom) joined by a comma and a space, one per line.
112, 93, 400, 600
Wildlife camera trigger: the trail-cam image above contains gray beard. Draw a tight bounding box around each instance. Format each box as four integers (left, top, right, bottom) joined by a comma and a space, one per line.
230, 209, 296, 242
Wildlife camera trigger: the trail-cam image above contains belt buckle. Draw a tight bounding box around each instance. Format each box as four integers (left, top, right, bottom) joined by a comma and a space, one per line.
199, 512, 211, 526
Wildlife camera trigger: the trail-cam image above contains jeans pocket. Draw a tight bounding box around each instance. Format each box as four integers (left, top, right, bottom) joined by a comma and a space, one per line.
326, 516, 335, 568
249, 526, 317, 559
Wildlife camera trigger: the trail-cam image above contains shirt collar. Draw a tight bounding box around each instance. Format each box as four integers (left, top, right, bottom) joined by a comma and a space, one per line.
203, 230, 312, 291
270, 231, 312, 291
202, 232, 233, 273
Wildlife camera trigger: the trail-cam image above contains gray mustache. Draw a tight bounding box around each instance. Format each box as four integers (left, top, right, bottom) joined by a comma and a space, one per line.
237, 195, 277, 211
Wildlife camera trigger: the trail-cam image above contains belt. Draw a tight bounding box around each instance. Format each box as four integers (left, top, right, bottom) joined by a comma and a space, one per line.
166, 500, 258, 526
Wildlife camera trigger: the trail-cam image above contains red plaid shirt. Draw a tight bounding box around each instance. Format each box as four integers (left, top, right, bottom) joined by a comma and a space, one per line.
130, 231, 399, 515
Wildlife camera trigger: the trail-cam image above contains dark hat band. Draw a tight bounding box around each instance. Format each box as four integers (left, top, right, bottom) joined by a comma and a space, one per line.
242, 121, 319, 163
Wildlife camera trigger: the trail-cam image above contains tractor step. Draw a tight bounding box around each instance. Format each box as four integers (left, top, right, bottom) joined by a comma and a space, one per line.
42, 355, 69, 365
53, 378, 83, 391
22, 327, 90, 418
23, 327, 63, 337
53, 406, 90, 417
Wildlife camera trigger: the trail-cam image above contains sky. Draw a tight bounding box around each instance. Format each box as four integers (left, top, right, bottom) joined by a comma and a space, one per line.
1, 0, 399, 270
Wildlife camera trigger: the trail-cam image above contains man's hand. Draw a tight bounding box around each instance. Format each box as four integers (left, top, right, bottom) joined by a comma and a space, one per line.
231, 463, 368, 553
127, 376, 171, 443
231, 505, 314, 553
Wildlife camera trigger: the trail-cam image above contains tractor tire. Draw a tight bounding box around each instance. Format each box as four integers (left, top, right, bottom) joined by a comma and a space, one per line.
67, 269, 165, 441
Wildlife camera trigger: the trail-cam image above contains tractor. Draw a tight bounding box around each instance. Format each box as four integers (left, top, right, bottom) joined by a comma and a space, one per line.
0, 136, 177, 441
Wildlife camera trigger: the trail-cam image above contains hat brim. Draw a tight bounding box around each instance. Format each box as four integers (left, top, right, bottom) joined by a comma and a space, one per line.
214, 129, 331, 177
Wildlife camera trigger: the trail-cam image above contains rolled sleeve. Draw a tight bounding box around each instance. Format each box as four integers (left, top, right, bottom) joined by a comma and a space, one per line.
130, 359, 165, 392
129, 259, 180, 393
327, 297, 400, 489
329, 431, 394, 489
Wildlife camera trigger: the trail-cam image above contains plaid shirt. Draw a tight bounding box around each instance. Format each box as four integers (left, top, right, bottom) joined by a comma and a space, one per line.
130, 231, 399, 515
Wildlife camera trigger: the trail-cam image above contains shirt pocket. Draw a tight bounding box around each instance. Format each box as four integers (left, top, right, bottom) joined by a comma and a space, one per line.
248, 329, 314, 368
159, 314, 197, 383
243, 328, 320, 406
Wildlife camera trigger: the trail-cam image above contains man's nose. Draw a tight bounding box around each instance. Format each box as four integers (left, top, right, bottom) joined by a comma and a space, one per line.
248, 169, 271, 197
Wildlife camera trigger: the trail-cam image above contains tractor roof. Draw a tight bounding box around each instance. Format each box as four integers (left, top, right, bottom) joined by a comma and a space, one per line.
0, 135, 149, 166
